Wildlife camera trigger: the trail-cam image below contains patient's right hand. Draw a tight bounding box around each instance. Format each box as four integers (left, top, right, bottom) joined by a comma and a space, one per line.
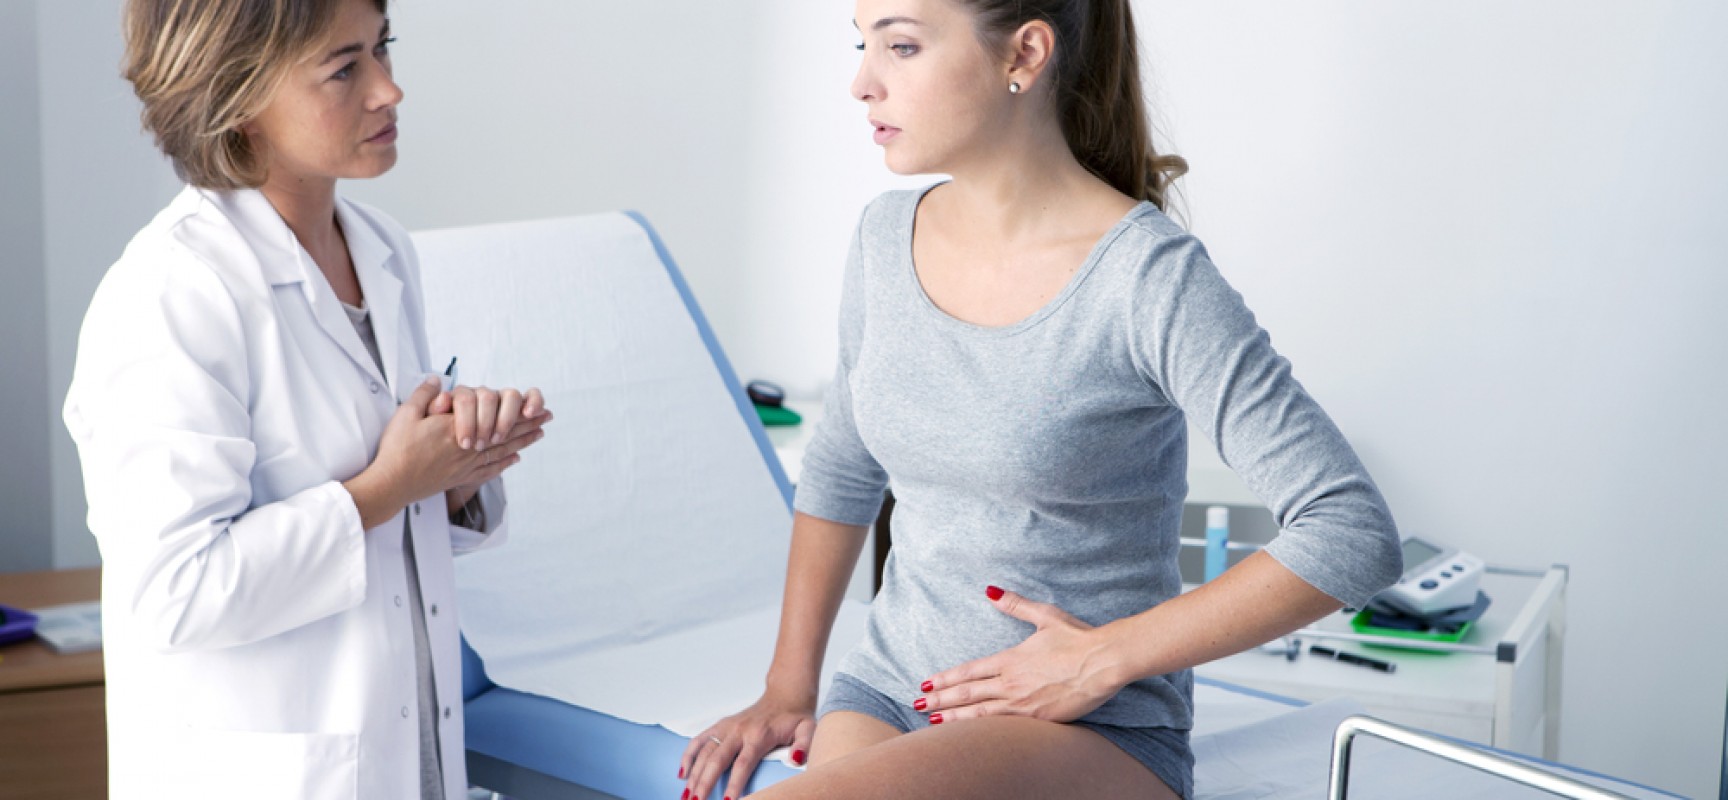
680, 687, 815, 800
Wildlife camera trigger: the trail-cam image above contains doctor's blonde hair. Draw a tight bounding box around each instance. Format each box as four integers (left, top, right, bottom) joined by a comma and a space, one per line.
122, 0, 388, 190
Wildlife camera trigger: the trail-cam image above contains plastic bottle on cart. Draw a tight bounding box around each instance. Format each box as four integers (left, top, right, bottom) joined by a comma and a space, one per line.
1204, 506, 1230, 582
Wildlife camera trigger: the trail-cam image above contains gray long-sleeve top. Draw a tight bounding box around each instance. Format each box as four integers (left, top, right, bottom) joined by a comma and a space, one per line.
793, 185, 1402, 730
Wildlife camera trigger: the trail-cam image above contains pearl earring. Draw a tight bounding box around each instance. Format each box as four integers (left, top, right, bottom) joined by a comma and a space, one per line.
1009, 81, 1022, 94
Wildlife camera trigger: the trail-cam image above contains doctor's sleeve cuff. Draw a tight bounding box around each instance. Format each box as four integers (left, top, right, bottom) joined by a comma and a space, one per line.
450, 478, 507, 554
317, 479, 371, 615
449, 491, 485, 531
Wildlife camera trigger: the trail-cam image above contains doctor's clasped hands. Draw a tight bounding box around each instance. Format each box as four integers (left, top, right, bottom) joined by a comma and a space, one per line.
344, 378, 552, 531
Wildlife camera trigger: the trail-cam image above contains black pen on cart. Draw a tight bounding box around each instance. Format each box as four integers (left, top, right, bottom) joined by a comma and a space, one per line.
1309, 644, 1397, 673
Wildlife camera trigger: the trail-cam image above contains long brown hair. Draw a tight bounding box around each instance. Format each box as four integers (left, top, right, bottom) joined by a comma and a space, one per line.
958, 0, 1187, 212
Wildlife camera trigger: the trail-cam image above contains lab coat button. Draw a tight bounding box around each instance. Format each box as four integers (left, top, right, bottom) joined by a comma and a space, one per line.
430, 604, 439, 616
369, 381, 381, 394
401, 706, 410, 718
395, 595, 403, 607
413, 503, 421, 515
443, 706, 451, 720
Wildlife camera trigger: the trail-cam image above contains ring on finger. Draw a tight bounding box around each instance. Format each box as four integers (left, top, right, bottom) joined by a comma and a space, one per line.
708, 735, 723, 746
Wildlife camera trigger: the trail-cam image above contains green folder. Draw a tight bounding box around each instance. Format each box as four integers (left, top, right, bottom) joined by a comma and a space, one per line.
755, 403, 802, 427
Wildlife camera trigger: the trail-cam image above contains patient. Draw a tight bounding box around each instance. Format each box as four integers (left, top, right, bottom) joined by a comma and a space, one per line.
679, 1, 1401, 798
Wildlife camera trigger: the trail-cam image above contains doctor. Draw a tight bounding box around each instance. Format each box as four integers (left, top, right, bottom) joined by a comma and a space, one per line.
62, 0, 550, 797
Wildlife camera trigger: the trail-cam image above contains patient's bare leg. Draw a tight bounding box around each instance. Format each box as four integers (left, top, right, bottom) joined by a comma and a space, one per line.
756, 716, 1178, 800
806, 711, 900, 767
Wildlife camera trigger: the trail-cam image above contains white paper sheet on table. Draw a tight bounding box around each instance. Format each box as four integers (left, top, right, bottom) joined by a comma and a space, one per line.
414, 213, 837, 729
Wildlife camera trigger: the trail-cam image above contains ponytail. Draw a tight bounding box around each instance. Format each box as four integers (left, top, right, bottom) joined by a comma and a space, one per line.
961, 0, 1188, 213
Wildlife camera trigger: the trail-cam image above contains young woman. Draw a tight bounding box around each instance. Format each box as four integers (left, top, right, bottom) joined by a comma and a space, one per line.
679, 1, 1401, 798
63, 0, 550, 796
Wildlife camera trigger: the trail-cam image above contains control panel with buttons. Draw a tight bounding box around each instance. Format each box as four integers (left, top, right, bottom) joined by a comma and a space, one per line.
1374, 535, 1485, 616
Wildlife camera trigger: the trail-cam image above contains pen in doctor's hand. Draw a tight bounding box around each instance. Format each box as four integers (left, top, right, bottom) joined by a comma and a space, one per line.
440, 357, 458, 393
1309, 644, 1397, 673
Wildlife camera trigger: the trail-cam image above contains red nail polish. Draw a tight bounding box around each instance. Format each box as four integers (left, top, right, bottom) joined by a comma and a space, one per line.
930, 712, 945, 725
792, 749, 806, 765
913, 697, 928, 711
921, 679, 934, 693
678, 766, 685, 779
986, 585, 1005, 601
681, 790, 689, 800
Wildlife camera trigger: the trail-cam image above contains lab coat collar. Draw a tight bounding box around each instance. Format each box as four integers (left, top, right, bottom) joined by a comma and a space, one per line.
210, 187, 405, 393
336, 198, 405, 394
212, 188, 303, 288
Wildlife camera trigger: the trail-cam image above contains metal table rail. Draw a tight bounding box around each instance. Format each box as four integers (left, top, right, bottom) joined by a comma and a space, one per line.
1328, 715, 1631, 799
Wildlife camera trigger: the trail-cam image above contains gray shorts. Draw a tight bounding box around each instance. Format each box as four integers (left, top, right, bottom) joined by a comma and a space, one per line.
817, 672, 1194, 800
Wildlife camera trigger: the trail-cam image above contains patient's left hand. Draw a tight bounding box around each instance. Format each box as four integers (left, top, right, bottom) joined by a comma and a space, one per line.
915, 587, 1125, 724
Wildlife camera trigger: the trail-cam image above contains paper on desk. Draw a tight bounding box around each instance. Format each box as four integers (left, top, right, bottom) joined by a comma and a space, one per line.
32, 601, 102, 654
416, 213, 816, 731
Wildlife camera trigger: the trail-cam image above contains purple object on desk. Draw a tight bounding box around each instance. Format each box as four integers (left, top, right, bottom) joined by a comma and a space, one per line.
0, 603, 39, 646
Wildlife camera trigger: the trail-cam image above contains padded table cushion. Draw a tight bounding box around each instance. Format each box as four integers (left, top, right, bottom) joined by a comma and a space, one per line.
465, 687, 800, 798
463, 639, 797, 797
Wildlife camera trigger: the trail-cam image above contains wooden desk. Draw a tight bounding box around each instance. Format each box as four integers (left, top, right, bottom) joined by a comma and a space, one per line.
0, 567, 105, 799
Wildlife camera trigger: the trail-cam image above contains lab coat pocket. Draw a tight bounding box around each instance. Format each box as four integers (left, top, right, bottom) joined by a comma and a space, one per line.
132, 728, 359, 800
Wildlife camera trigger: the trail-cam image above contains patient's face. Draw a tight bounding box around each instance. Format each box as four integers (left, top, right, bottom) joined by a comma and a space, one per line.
850, 0, 1013, 175
246, 0, 403, 186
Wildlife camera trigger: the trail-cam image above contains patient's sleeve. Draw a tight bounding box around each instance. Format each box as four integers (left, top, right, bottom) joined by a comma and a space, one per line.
1125, 231, 1402, 608
793, 205, 891, 528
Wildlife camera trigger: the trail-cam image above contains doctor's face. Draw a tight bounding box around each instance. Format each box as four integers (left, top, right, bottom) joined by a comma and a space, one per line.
245, 0, 403, 186
851, 0, 1009, 176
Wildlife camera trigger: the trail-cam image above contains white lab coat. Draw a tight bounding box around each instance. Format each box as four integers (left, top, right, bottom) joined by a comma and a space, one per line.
63, 185, 506, 799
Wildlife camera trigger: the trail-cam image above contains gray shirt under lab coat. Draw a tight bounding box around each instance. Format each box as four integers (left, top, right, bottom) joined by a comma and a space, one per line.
345, 301, 445, 799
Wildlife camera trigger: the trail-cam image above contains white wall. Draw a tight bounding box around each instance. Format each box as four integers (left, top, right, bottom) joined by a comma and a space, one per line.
0, 0, 53, 573
10, 0, 1724, 795
341, 2, 762, 351
1136, 4, 1728, 795
36, 1, 181, 570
